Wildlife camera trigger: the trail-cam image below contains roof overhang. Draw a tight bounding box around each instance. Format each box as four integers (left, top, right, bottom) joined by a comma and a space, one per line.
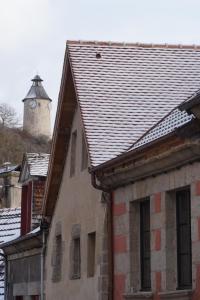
0, 230, 42, 255
42, 45, 77, 217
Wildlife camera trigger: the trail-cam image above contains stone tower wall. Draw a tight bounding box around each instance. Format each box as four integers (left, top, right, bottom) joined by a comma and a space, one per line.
23, 98, 51, 139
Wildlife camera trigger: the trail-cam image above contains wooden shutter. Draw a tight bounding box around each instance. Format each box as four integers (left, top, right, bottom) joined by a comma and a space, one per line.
176, 189, 192, 289
140, 199, 151, 291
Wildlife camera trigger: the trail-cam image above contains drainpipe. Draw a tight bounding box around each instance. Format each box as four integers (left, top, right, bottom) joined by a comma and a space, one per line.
90, 171, 114, 300
0, 252, 7, 300
40, 220, 49, 300
40, 229, 45, 300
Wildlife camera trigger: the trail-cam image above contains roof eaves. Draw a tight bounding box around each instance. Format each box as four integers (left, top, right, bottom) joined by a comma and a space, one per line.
66, 40, 200, 50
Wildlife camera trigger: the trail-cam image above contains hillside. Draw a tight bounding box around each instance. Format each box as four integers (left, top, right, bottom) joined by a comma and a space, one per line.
0, 126, 51, 165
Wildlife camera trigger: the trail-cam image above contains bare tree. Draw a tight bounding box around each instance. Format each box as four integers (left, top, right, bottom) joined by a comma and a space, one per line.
0, 103, 20, 128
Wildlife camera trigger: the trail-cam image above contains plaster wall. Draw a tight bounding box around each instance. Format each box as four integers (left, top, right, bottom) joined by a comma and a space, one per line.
45, 108, 107, 300
23, 99, 51, 139
112, 161, 200, 300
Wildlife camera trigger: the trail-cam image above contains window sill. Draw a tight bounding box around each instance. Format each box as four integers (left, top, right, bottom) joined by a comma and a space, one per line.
159, 290, 193, 299
124, 292, 153, 299
70, 275, 81, 280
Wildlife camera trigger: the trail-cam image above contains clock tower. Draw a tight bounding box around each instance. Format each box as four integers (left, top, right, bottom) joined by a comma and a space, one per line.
22, 75, 52, 140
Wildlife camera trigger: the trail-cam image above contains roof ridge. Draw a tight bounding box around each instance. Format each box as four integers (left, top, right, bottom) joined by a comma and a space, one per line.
67, 40, 200, 50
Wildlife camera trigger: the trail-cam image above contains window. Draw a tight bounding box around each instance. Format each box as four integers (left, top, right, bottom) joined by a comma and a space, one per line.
72, 237, 81, 279
176, 189, 192, 289
140, 199, 151, 291
81, 132, 88, 170
87, 232, 96, 277
70, 130, 77, 177
52, 234, 62, 282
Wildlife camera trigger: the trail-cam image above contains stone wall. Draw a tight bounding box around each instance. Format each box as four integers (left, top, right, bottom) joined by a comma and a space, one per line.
113, 161, 200, 300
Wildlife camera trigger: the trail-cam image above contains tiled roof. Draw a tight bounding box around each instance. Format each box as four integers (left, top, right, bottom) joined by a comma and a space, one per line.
0, 164, 19, 175
0, 208, 21, 299
26, 153, 50, 177
130, 108, 193, 151
23, 75, 51, 102
68, 40, 200, 167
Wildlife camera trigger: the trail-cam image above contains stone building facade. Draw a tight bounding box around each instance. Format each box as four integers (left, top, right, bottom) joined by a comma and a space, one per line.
93, 95, 200, 300
1, 153, 50, 300
42, 40, 200, 300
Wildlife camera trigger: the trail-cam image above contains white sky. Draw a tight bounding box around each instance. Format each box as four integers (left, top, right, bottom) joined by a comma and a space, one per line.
1, 0, 200, 126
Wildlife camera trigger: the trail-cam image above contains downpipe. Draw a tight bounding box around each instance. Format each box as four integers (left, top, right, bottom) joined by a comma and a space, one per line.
90, 171, 114, 300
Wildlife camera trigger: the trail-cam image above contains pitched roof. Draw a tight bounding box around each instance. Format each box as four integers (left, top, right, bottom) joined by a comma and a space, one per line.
0, 208, 21, 299
130, 108, 193, 151
22, 75, 51, 102
26, 153, 50, 177
68, 41, 200, 167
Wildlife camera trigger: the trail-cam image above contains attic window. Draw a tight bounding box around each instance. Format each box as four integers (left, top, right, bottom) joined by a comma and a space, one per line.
96, 52, 101, 59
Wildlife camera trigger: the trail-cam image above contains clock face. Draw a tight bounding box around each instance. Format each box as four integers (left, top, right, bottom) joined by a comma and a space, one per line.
29, 100, 37, 109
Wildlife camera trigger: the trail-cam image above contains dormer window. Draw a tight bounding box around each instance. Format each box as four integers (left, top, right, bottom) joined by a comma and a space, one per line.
70, 130, 77, 177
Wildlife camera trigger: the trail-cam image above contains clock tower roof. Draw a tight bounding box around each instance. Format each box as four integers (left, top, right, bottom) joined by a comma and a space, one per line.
22, 75, 52, 102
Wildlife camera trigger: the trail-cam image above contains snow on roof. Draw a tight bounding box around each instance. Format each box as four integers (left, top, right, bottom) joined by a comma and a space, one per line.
129, 108, 193, 151
26, 153, 50, 177
0, 208, 21, 299
0, 165, 19, 175
68, 41, 200, 166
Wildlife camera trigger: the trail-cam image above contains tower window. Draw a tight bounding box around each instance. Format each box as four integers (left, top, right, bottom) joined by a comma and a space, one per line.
140, 198, 151, 291
71, 237, 81, 279
81, 132, 88, 171
176, 189, 192, 289
70, 130, 77, 177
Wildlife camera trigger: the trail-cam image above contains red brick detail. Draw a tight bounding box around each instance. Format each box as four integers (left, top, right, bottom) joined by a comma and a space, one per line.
192, 265, 200, 300
114, 274, 126, 300
153, 293, 161, 300
154, 193, 161, 213
196, 181, 200, 196
155, 271, 161, 292
114, 235, 127, 253
154, 229, 161, 251
113, 202, 127, 216
197, 218, 200, 241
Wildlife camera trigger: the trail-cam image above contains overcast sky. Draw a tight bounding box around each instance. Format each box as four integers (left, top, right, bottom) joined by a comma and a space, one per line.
1, 0, 200, 127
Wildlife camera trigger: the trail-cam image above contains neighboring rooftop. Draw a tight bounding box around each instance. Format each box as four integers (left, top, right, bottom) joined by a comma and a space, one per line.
67, 40, 200, 166
22, 75, 52, 102
0, 208, 21, 299
26, 153, 50, 177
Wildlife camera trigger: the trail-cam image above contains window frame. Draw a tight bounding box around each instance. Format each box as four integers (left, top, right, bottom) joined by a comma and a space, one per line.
176, 188, 192, 290
87, 232, 96, 277
70, 130, 77, 177
140, 198, 151, 291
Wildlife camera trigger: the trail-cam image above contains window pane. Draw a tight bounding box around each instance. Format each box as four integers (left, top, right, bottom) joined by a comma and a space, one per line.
81, 132, 88, 171
73, 237, 81, 278
140, 199, 151, 291
87, 232, 96, 277
70, 130, 77, 177
176, 189, 192, 289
